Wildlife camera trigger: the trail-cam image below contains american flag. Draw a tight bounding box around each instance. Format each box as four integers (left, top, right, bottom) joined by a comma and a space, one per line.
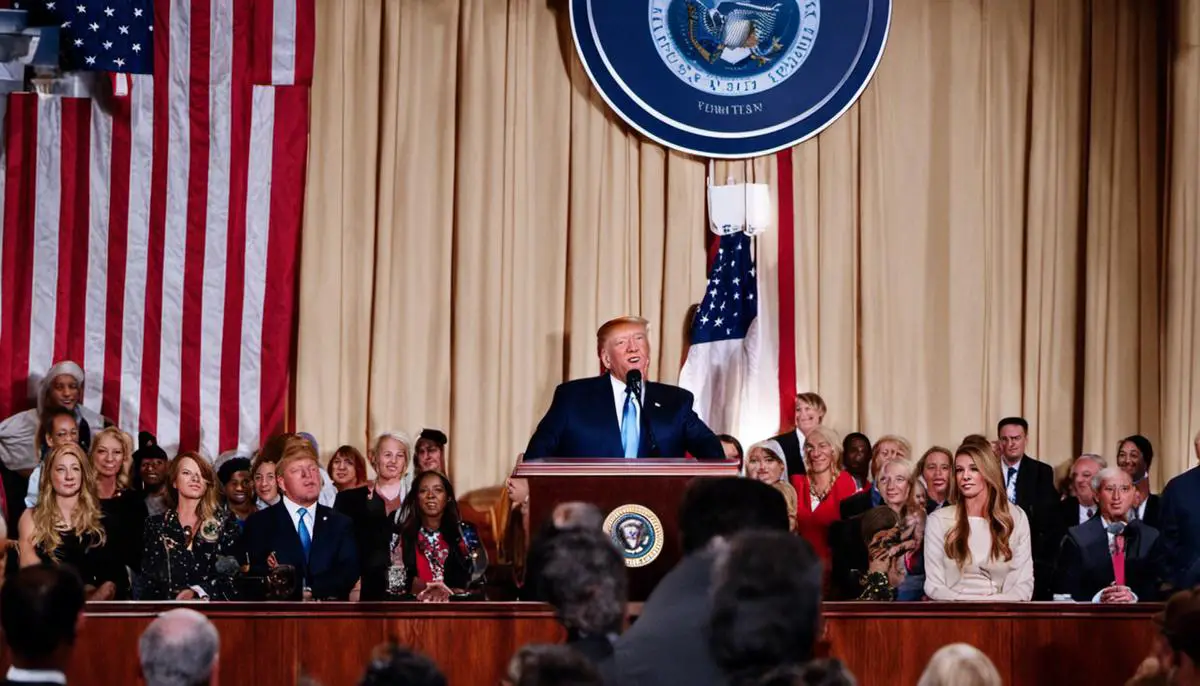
0, 0, 315, 458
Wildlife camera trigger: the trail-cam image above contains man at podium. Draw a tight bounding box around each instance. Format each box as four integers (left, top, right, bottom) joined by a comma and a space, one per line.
523, 317, 724, 460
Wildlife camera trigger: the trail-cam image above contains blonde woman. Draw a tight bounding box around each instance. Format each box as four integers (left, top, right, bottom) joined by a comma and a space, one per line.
875, 458, 927, 600
924, 443, 1033, 601
746, 441, 787, 485
140, 453, 240, 600
917, 446, 954, 511
90, 427, 133, 500
791, 426, 857, 562
17, 444, 125, 599
917, 643, 1002, 686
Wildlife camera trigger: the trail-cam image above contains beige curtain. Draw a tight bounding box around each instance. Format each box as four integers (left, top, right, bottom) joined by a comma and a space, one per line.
297, 0, 1194, 495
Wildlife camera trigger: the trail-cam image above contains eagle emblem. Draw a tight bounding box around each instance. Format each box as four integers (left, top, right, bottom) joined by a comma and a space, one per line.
686, 0, 785, 66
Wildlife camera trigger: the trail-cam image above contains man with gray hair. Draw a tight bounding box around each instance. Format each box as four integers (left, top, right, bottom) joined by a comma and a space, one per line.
1053, 467, 1167, 603
138, 609, 221, 686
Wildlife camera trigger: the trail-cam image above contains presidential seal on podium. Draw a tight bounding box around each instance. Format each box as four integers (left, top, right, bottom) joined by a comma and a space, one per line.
604, 504, 666, 568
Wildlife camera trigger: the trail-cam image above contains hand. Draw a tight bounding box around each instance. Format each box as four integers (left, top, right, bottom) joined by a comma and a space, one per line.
175, 588, 198, 601
1099, 584, 1135, 604
88, 581, 117, 601
266, 552, 279, 569
302, 588, 314, 601
417, 581, 452, 603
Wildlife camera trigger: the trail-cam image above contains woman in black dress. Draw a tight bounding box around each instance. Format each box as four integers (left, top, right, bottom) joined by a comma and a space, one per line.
16, 444, 126, 599
140, 452, 240, 600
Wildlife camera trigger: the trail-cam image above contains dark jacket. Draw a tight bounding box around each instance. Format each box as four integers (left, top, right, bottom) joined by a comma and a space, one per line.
242, 501, 359, 600
523, 375, 723, 460
1053, 518, 1167, 602
1161, 467, 1200, 588
1008, 456, 1060, 599
333, 486, 394, 601
767, 430, 805, 479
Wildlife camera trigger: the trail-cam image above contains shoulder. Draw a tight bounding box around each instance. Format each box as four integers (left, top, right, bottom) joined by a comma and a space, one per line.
1027, 458, 1054, 477
334, 486, 369, 509
832, 471, 857, 495
929, 506, 957, 527
557, 376, 607, 395
1164, 468, 1200, 496
646, 381, 693, 403
1008, 504, 1031, 530
317, 505, 352, 527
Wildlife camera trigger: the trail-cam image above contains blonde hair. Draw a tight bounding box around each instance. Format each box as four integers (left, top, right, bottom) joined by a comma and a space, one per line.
869, 434, 912, 482
917, 445, 956, 502
772, 480, 798, 528
794, 392, 827, 416
277, 439, 320, 477
165, 453, 221, 526
917, 643, 1001, 686
802, 426, 844, 474
31, 444, 107, 555
945, 444, 1015, 568
878, 457, 923, 521
89, 426, 134, 492
596, 316, 649, 350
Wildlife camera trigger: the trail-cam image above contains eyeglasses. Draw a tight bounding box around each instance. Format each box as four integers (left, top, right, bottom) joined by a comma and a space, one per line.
1101, 485, 1134, 496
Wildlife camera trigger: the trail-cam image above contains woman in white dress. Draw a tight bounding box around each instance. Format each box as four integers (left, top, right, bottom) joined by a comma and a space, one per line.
924, 442, 1034, 601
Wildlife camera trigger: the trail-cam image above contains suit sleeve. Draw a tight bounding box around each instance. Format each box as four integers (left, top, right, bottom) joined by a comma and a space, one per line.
1052, 533, 1085, 601
1139, 532, 1168, 602
678, 389, 723, 460
523, 385, 569, 461
1159, 483, 1187, 588
312, 518, 359, 600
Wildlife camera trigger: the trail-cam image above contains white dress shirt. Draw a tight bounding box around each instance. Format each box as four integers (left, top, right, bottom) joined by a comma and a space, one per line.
5, 666, 67, 684
282, 496, 316, 539
609, 374, 641, 432
1132, 498, 1148, 521
1078, 502, 1097, 524
1003, 458, 1023, 503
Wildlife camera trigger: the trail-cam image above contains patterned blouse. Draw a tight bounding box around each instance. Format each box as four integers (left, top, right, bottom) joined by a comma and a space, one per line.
140, 508, 241, 600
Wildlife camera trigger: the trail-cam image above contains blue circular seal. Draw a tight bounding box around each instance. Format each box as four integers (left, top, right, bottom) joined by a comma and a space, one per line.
603, 505, 665, 568
571, 0, 890, 158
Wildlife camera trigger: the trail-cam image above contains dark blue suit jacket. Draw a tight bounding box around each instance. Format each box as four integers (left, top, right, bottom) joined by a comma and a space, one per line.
242, 501, 359, 600
1161, 467, 1200, 588
1052, 517, 1166, 602
523, 375, 723, 460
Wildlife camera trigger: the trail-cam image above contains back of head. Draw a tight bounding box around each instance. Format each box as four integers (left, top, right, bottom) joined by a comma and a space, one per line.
757, 660, 857, 686
506, 644, 602, 686
916, 643, 1001, 686
0, 564, 85, 664
709, 531, 823, 685
679, 477, 789, 554
358, 642, 447, 686
539, 528, 627, 636
138, 608, 220, 686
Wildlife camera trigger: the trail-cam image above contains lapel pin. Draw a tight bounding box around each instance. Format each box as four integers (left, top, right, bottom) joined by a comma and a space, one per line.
654, 402, 661, 408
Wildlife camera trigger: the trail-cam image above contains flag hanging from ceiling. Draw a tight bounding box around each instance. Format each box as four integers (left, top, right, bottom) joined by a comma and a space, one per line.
0, 0, 315, 458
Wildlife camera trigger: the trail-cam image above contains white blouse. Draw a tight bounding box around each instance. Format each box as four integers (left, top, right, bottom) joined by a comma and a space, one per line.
923, 505, 1034, 601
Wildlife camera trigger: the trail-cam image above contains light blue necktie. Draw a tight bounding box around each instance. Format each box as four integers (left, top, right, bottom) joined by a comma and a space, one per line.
297, 507, 312, 559
621, 390, 640, 459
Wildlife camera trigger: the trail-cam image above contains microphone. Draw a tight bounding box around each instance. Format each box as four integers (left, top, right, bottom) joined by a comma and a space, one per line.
625, 369, 643, 401
215, 555, 242, 578
625, 370, 660, 457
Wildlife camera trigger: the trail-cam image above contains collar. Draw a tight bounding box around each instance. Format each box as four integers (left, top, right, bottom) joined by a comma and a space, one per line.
1003, 456, 1023, 473
609, 373, 627, 395
282, 496, 317, 518
6, 667, 67, 684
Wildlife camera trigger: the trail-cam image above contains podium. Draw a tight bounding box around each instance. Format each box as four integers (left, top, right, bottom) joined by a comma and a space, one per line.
511, 458, 740, 600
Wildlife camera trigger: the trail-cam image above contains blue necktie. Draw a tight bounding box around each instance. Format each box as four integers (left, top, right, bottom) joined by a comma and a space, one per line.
297, 507, 312, 559
621, 390, 640, 459
1006, 467, 1018, 504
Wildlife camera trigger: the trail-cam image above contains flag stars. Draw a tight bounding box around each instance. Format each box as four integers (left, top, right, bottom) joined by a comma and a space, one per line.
132, 43, 142, 52
102, 40, 112, 49
76, 4, 85, 12
61, 20, 71, 27
749, 268, 756, 277
719, 302, 726, 311
118, 25, 129, 34
732, 277, 740, 285
713, 278, 721, 285
733, 293, 740, 300
46, 1, 55, 8
89, 21, 99, 31
113, 57, 125, 67
700, 315, 709, 325
708, 289, 717, 298
85, 55, 96, 65
104, 6, 114, 15
73, 38, 83, 46
134, 7, 143, 16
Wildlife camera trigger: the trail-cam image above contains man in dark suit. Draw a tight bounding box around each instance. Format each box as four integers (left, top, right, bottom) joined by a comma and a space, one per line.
1162, 465, 1200, 589
1053, 467, 1166, 602
603, 478, 789, 686
524, 317, 723, 460
766, 392, 826, 479
243, 443, 359, 600
997, 416, 1060, 599
0, 565, 85, 685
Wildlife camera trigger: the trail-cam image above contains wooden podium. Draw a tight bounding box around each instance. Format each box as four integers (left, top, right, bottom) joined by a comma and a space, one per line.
511, 458, 740, 600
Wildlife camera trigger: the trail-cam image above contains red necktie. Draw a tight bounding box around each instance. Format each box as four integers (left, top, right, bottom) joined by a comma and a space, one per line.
1112, 535, 1126, 586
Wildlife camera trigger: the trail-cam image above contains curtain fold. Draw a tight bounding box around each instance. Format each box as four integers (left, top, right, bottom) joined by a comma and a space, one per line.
297, 0, 1194, 494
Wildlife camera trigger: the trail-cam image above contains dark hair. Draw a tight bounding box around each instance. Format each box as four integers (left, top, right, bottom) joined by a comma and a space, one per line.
539, 528, 627, 635
37, 406, 77, 451
506, 644, 602, 686
358, 642, 446, 686
131, 431, 169, 491
996, 417, 1028, 434
217, 457, 252, 486
842, 432, 871, 452
756, 660, 857, 686
328, 445, 369, 485
1118, 434, 1155, 469
717, 434, 745, 461
1, 564, 86, 660
417, 429, 448, 447
709, 531, 824, 686
679, 478, 789, 554
397, 471, 470, 591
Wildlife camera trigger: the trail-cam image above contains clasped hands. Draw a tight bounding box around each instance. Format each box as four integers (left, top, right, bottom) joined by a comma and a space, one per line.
1099, 584, 1136, 604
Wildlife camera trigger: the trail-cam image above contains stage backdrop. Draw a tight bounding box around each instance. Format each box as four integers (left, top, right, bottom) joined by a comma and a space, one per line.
296, 0, 1200, 495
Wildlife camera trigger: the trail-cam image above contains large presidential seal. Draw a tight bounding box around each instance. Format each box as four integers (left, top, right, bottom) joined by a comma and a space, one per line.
571, 0, 890, 158
603, 504, 665, 568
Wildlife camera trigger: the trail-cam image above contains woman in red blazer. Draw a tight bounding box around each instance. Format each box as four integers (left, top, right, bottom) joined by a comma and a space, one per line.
791, 426, 858, 563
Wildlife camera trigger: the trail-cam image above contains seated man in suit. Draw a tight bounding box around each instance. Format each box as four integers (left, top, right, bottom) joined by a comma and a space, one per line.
523, 317, 723, 460
1162, 460, 1200, 589
1053, 467, 1166, 603
243, 441, 359, 600
0, 565, 85, 686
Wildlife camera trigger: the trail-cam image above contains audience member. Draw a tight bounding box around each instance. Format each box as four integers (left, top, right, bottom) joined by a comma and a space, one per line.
769, 392, 826, 479
24, 408, 81, 509
358, 643, 447, 686
1053, 467, 1166, 602
395, 470, 484, 601
140, 453, 240, 600
336, 432, 415, 601
1, 565, 86, 686
132, 432, 171, 517
122, 432, 170, 592
243, 441, 358, 600
89, 428, 133, 501
995, 416, 1058, 599
874, 458, 926, 600
1057, 454, 1106, 532
917, 446, 953, 511
505, 644, 602, 686
772, 481, 799, 533
746, 441, 787, 485
916, 643, 1001, 686
792, 427, 857, 564
1117, 435, 1162, 528
717, 434, 744, 470
708, 531, 824, 685
17, 444, 124, 600
327, 445, 368, 492
1136, 587, 1200, 686
216, 457, 256, 527
756, 661, 857, 686
924, 442, 1033, 601
538, 527, 626, 664
521, 502, 604, 602
856, 507, 902, 600
137, 608, 220, 686
607, 477, 788, 686
258, 433, 338, 508
841, 433, 872, 492
415, 429, 449, 475
1161, 459, 1200, 589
